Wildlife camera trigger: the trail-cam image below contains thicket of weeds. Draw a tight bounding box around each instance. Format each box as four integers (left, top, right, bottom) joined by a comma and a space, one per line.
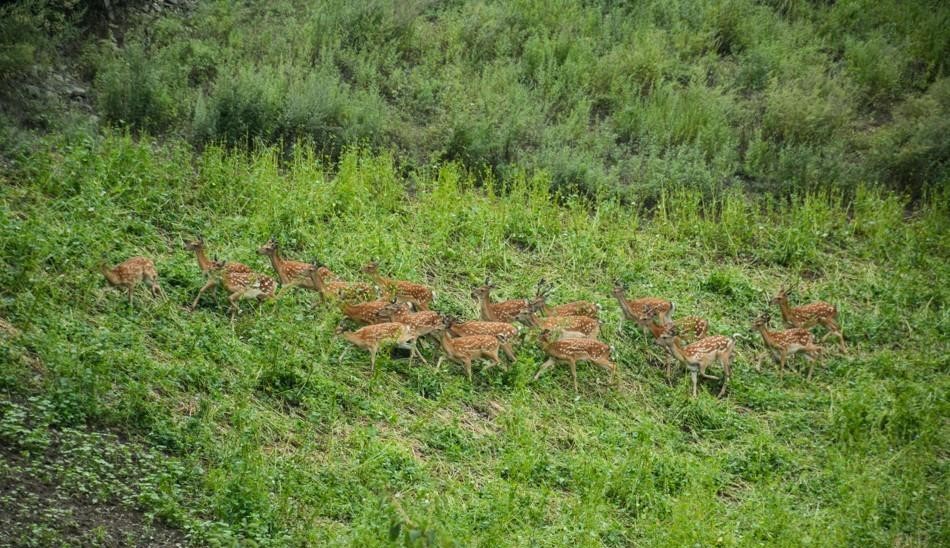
0, 133, 947, 545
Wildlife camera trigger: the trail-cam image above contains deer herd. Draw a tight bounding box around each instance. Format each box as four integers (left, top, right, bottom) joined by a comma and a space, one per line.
98, 236, 847, 397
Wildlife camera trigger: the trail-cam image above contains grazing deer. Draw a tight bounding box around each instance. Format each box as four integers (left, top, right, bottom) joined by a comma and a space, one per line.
534, 329, 617, 393
337, 322, 414, 377
99, 256, 165, 306
771, 287, 845, 352
435, 327, 506, 383
534, 281, 600, 319
752, 313, 822, 379
195, 259, 276, 319
376, 302, 443, 364
304, 261, 374, 302
257, 237, 320, 297
361, 261, 434, 310
515, 308, 600, 339
340, 297, 412, 326
657, 326, 735, 398
611, 281, 674, 335
183, 236, 253, 276
444, 316, 519, 361
471, 278, 539, 322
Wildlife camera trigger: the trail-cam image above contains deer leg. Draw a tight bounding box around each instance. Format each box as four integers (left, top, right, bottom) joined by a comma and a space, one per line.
411, 340, 429, 366
127, 286, 134, 306
463, 358, 473, 384
533, 358, 555, 381
718, 355, 733, 397
502, 342, 516, 361
690, 368, 699, 398
570, 360, 579, 393
228, 292, 242, 320
779, 349, 787, 377
275, 279, 299, 299
370, 348, 379, 378
699, 361, 720, 380
191, 280, 216, 310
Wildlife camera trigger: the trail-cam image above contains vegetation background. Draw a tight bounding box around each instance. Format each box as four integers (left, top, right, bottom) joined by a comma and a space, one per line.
0, 0, 947, 545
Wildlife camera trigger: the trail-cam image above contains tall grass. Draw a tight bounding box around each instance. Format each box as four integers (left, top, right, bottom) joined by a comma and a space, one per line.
1, 133, 947, 544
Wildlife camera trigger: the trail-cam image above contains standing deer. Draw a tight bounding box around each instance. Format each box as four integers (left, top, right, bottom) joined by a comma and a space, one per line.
258, 237, 319, 297
337, 322, 414, 377
657, 326, 735, 398
376, 302, 443, 364
99, 256, 165, 306
752, 313, 823, 379
611, 281, 674, 335
534, 329, 617, 393
471, 278, 540, 322
304, 261, 374, 302
771, 287, 845, 352
183, 236, 252, 276
340, 297, 412, 326
435, 323, 506, 383
533, 280, 600, 318
362, 261, 434, 310
444, 316, 519, 361
195, 259, 276, 319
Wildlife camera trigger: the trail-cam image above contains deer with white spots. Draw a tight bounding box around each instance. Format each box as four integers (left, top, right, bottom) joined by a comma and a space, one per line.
771, 287, 845, 352
99, 256, 165, 306
752, 312, 823, 379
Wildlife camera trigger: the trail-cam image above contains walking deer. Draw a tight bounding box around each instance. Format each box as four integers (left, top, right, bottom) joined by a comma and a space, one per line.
534, 329, 617, 393
656, 326, 735, 398
99, 256, 165, 306
195, 258, 276, 319
436, 325, 506, 383
258, 237, 320, 297
337, 322, 415, 377
305, 261, 374, 302
515, 308, 600, 339
471, 278, 539, 322
752, 313, 822, 379
611, 281, 674, 335
444, 316, 519, 361
362, 261, 434, 310
771, 287, 845, 352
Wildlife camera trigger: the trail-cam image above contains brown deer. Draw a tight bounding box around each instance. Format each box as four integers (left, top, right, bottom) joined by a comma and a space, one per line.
435, 327, 506, 383
752, 313, 823, 379
656, 326, 735, 398
534, 329, 617, 392
183, 236, 252, 276
337, 322, 414, 377
257, 237, 320, 297
534, 281, 600, 318
304, 261, 374, 302
376, 302, 444, 364
611, 281, 674, 335
515, 308, 600, 339
340, 297, 412, 326
771, 287, 845, 352
99, 256, 165, 306
444, 316, 519, 361
194, 259, 276, 319
637, 306, 708, 379
471, 278, 539, 322
361, 261, 434, 310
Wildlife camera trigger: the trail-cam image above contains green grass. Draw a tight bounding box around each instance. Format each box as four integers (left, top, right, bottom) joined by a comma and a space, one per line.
1, 133, 947, 545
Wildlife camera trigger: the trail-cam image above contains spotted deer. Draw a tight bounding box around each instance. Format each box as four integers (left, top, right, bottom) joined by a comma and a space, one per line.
471, 278, 539, 322
435, 326, 506, 383
534, 281, 600, 318
196, 259, 276, 319
444, 316, 519, 361
340, 297, 412, 326
183, 236, 252, 276
304, 262, 374, 302
376, 302, 443, 364
771, 287, 845, 352
752, 313, 823, 379
638, 305, 708, 379
657, 326, 735, 398
337, 322, 414, 377
257, 237, 320, 297
534, 329, 617, 393
99, 256, 165, 306
361, 261, 434, 310
611, 282, 674, 335
515, 308, 600, 339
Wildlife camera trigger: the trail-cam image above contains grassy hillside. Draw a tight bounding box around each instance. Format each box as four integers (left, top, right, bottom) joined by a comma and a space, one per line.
3, 0, 950, 199
1, 133, 947, 545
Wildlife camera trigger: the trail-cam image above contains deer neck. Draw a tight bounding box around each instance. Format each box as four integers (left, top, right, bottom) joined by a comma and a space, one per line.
477, 291, 494, 320
613, 292, 634, 319
309, 270, 327, 293
755, 324, 775, 346
776, 299, 794, 323
192, 247, 213, 273
438, 331, 455, 354
265, 250, 290, 284
667, 337, 691, 364
100, 265, 121, 286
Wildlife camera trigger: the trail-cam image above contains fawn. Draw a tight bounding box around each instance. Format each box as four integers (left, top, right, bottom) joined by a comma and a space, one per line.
752, 312, 822, 379
771, 287, 845, 352
99, 256, 166, 306
337, 322, 415, 377
340, 297, 412, 325
183, 236, 252, 275
258, 237, 320, 297
657, 325, 735, 398
362, 261, 434, 310
376, 302, 443, 364
637, 305, 708, 379
515, 308, 600, 339
435, 325, 506, 383
534, 281, 600, 318
444, 316, 519, 361
611, 281, 674, 335
305, 261, 374, 302
534, 329, 617, 393
471, 278, 539, 322
194, 258, 276, 318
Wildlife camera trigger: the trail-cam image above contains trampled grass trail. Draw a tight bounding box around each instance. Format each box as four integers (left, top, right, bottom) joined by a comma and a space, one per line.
1, 135, 947, 545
